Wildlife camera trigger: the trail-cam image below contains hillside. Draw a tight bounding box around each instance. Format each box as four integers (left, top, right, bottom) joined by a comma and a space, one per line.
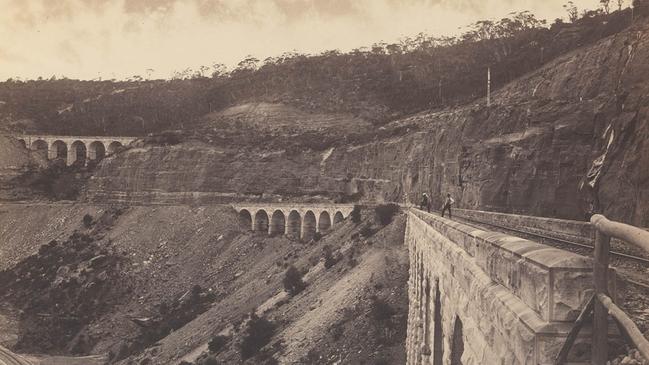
1, 4, 649, 365
0, 203, 408, 364
62, 15, 649, 226
0, 6, 643, 137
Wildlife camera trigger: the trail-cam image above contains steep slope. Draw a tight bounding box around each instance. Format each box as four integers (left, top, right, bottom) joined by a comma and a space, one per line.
0, 203, 408, 364
121, 208, 408, 365
83, 18, 649, 224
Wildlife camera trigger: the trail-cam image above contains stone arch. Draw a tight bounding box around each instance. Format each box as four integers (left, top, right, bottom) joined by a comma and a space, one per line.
270, 210, 286, 236
286, 210, 301, 239
88, 141, 106, 160
302, 211, 317, 241
433, 278, 444, 365
107, 141, 123, 154
238, 209, 252, 231
254, 210, 269, 233
69, 140, 87, 166
334, 211, 344, 224
50, 140, 67, 160
450, 316, 464, 365
318, 211, 331, 233
31, 139, 48, 158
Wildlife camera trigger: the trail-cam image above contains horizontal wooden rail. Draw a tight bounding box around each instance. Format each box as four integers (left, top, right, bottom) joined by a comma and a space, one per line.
589, 214, 649, 365
591, 215, 649, 253
596, 293, 649, 360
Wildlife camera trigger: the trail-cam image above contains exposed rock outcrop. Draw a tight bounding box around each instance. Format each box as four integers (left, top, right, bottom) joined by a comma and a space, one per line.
82, 20, 649, 225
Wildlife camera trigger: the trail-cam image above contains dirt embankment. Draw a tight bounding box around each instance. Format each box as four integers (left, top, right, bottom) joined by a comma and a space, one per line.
0, 203, 409, 364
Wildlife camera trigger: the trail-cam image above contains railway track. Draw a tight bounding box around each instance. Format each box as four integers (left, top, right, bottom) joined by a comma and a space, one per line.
459, 216, 649, 264
453, 215, 649, 291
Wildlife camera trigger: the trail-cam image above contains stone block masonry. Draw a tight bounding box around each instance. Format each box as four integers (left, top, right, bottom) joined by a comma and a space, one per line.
405, 209, 617, 364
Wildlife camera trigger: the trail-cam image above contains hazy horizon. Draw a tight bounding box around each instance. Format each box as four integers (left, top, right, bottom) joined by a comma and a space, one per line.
1, 0, 608, 81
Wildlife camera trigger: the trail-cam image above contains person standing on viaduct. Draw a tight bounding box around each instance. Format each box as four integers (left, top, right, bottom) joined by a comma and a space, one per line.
441, 193, 454, 218
420, 193, 431, 212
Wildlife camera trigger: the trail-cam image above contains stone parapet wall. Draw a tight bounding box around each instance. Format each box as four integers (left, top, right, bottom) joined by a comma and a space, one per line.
405, 210, 615, 364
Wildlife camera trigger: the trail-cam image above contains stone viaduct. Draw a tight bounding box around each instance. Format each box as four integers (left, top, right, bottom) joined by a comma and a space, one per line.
232, 203, 355, 240
13, 135, 136, 166
405, 208, 617, 364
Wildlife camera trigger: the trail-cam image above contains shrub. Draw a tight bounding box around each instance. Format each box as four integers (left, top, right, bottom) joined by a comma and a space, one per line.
208, 335, 229, 353
348, 258, 358, 268
305, 349, 322, 363
360, 225, 376, 238
370, 295, 395, 322
350, 205, 362, 224
322, 245, 339, 269
374, 203, 400, 226
282, 265, 306, 296
83, 214, 92, 228
313, 232, 322, 242
330, 319, 345, 341
239, 314, 276, 359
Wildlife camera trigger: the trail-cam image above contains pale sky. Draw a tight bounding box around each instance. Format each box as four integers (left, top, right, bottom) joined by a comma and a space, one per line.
0, 0, 606, 80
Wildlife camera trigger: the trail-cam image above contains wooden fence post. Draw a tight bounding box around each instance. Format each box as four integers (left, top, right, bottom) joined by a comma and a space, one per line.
592, 230, 611, 364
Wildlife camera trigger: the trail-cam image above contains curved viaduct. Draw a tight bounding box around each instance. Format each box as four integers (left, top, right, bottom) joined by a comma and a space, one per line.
13, 135, 136, 166
232, 204, 354, 240
405, 208, 620, 364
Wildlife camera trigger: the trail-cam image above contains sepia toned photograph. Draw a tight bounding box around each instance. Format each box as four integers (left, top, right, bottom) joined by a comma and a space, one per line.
1, 0, 649, 364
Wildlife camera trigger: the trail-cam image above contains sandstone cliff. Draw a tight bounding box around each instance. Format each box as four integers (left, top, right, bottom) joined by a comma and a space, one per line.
81, 19, 649, 225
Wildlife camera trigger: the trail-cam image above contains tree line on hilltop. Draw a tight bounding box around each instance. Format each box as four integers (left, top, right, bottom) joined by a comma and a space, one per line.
0, 1, 647, 137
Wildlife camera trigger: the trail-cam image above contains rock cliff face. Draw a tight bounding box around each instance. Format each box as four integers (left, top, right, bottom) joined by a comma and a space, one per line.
85, 19, 649, 225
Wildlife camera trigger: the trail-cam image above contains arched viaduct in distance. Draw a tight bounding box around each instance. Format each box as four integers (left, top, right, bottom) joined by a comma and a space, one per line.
14, 135, 136, 166
232, 204, 355, 240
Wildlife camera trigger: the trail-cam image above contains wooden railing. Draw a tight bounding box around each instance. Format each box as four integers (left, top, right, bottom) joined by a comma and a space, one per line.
556, 214, 649, 364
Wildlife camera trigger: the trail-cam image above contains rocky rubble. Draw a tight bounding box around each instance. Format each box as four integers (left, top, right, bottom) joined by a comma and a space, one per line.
610, 349, 649, 365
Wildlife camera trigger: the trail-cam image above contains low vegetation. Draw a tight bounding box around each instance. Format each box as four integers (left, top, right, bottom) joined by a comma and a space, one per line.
282, 265, 306, 296
208, 335, 230, 354
11, 161, 90, 200
238, 314, 276, 359
322, 245, 341, 269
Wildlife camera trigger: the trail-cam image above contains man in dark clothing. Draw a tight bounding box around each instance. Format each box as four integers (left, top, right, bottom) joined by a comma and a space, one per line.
420, 193, 430, 212
441, 193, 454, 218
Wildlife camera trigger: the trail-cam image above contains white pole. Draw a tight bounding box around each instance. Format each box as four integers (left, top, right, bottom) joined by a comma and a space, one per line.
487, 67, 491, 107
